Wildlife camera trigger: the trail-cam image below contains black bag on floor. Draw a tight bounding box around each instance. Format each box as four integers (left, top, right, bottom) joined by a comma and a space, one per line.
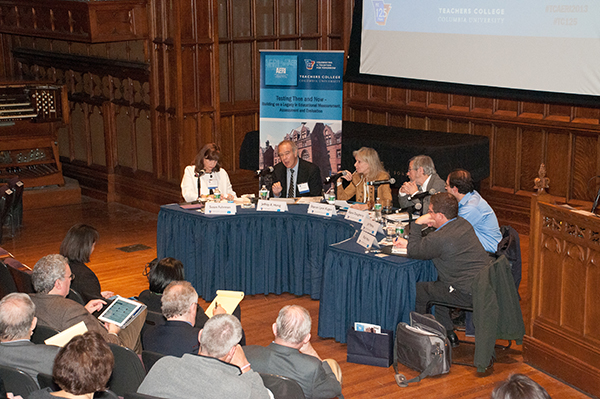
346, 328, 394, 367
393, 312, 451, 387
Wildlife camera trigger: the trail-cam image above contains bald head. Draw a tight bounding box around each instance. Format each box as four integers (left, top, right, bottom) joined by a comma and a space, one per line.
274, 305, 312, 345
0, 293, 36, 341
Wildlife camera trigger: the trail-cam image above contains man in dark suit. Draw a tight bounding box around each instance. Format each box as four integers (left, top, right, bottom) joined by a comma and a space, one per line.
29, 254, 145, 353
398, 155, 446, 214
143, 281, 225, 357
271, 140, 322, 198
0, 292, 60, 384
394, 192, 492, 346
244, 305, 343, 399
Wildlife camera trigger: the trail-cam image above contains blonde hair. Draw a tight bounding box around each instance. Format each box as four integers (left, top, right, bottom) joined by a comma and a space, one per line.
353, 147, 386, 181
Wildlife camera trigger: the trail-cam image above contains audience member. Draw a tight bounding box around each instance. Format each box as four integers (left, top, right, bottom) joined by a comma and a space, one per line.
143, 281, 225, 356
394, 192, 492, 347
491, 374, 552, 399
271, 140, 322, 198
398, 155, 446, 213
29, 254, 145, 353
60, 223, 114, 303
336, 147, 392, 210
28, 332, 114, 399
446, 169, 502, 253
138, 314, 270, 399
0, 293, 59, 384
138, 258, 209, 328
245, 305, 343, 399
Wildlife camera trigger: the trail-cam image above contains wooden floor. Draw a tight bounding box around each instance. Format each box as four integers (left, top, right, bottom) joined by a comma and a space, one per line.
2, 197, 592, 399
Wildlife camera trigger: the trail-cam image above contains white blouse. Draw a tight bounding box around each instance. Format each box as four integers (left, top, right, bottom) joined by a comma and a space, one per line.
180, 165, 236, 202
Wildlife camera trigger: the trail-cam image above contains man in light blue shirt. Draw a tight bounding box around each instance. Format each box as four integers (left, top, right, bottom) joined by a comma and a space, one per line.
446, 169, 502, 253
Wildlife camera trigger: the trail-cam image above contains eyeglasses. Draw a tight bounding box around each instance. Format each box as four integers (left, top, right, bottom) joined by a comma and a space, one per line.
65, 273, 75, 281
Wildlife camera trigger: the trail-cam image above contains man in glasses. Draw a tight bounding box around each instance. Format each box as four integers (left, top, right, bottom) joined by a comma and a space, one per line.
29, 254, 145, 352
398, 155, 446, 214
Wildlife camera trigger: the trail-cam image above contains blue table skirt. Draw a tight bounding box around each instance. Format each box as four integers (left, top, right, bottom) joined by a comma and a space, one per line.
157, 204, 357, 301
318, 238, 437, 343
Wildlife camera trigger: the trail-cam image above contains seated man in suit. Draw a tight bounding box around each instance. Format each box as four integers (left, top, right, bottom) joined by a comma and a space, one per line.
271, 140, 322, 198
29, 254, 145, 353
244, 305, 343, 399
398, 155, 446, 214
0, 292, 60, 384
394, 192, 492, 347
138, 314, 270, 399
143, 281, 225, 356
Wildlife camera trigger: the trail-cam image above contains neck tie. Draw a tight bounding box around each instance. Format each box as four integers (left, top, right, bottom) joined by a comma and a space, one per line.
288, 169, 295, 198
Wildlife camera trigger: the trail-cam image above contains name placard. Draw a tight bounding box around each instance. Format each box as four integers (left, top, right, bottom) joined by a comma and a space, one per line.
357, 231, 378, 250
205, 202, 237, 215
256, 200, 288, 212
345, 208, 368, 223
361, 219, 384, 236
307, 203, 336, 217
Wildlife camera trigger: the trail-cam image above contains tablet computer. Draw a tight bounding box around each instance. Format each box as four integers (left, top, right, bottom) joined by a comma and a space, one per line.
98, 296, 146, 328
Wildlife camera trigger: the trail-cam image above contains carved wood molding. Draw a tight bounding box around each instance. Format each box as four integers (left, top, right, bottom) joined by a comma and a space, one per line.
0, 0, 148, 43
13, 48, 149, 81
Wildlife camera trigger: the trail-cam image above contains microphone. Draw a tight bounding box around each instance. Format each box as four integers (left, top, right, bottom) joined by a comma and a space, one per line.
255, 166, 275, 177
324, 171, 347, 184
194, 169, 205, 178
408, 188, 437, 201
366, 177, 396, 186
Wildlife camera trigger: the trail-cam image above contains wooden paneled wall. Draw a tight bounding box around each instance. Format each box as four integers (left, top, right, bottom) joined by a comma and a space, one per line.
0, 0, 598, 224
343, 86, 600, 232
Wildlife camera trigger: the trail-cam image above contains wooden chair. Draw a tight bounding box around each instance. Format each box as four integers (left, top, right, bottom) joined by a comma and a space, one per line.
0, 261, 17, 299
3, 257, 34, 293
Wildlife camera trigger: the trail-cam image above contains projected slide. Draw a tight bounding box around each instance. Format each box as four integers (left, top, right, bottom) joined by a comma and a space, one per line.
360, 1, 600, 96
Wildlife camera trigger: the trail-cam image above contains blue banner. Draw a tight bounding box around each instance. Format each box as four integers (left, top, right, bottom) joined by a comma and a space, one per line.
259, 50, 344, 182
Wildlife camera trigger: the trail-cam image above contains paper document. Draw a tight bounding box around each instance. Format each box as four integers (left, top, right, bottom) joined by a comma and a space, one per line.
45, 321, 88, 347
206, 290, 245, 317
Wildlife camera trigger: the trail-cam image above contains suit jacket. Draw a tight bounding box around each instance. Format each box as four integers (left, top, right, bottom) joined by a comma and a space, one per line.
0, 340, 60, 384
398, 172, 446, 213
138, 353, 270, 399
30, 293, 122, 346
407, 217, 490, 295
271, 158, 322, 197
68, 259, 103, 303
244, 343, 342, 399
143, 320, 200, 357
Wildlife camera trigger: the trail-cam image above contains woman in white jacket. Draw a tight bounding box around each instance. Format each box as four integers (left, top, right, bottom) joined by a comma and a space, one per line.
180, 143, 236, 202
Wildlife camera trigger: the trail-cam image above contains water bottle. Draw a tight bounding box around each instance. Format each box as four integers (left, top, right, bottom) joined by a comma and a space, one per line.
325, 186, 336, 204
259, 185, 269, 200
374, 197, 382, 222
213, 188, 221, 202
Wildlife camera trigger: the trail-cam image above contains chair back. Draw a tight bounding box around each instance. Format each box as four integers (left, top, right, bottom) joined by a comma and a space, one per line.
0, 364, 38, 398
67, 288, 86, 305
124, 393, 166, 399
140, 310, 166, 347
0, 261, 17, 299
259, 372, 306, 399
31, 324, 60, 345
37, 372, 59, 391
4, 257, 34, 293
107, 343, 146, 396
496, 225, 522, 294
141, 350, 164, 373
